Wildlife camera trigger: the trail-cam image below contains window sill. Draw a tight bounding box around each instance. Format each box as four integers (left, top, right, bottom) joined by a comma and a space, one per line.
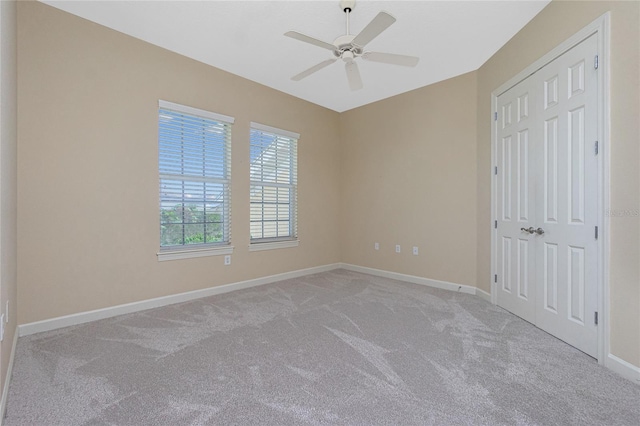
249, 240, 299, 252
157, 245, 234, 261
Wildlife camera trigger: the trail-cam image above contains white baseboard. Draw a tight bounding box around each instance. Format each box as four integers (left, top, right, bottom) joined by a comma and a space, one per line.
606, 353, 640, 384
339, 263, 494, 302
18, 263, 483, 337
0, 327, 19, 425
18, 263, 341, 337
339, 263, 477, 295
475, 288, 492, 303
17, 263, 490, 338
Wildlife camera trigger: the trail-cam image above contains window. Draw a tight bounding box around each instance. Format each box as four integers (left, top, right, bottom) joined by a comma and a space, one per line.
249, 123, 298, 249
158, 100, 233, 260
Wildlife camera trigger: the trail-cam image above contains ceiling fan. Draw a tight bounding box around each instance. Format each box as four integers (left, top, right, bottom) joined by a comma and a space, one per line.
285, 0, 419, 91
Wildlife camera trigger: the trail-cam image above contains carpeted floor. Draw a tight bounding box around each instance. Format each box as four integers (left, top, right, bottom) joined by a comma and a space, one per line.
5, 269, 640, 425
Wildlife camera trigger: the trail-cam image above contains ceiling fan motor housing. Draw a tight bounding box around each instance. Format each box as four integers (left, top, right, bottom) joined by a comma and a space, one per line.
333, 35, 363, 58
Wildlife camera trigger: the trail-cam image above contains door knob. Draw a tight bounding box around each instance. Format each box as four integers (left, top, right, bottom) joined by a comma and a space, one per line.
535, 227, 545, 235
520, 227, 535, 234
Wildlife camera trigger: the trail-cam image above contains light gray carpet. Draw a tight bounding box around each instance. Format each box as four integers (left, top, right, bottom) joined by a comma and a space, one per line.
5, 269, 640, 425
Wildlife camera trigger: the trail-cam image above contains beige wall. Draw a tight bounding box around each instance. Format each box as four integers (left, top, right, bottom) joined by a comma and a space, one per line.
476, 0, 640, 366
340, 72, 478, 287
0, 0, 18, 406
16, 2, 341, 324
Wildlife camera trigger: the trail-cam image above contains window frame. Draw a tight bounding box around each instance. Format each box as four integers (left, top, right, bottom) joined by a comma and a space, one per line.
157, 100, 234, 261
249, 122, 299, 251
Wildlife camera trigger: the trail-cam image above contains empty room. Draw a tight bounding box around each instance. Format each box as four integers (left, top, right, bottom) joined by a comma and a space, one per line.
0, 0, 639, 424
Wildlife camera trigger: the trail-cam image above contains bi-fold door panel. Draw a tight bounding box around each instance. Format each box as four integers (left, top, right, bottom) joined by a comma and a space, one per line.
496, 77, 537, 325
534, 34, 598, 357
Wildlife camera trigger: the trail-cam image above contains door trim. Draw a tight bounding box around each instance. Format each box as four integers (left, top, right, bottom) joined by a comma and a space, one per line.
490, 13, 610, 364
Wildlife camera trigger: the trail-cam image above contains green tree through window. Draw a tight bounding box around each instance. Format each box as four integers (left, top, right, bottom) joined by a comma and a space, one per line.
158, 101, 233, 249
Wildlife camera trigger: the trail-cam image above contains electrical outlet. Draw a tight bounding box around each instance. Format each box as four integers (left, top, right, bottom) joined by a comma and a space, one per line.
395, 245, 401, 253
224, 255, 231, 266
413, 246, 419, 255
374, 242, 379, 250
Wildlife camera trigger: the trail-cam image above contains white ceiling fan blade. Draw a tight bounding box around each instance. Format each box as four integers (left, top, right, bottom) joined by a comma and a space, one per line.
362, 52, 419, 67
351, 12, 396, 48
345, 61, 363, 91
284, 31, 336, 51
291, 58, 337, 81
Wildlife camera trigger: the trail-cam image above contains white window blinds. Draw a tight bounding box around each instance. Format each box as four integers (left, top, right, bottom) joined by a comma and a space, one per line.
158, 100, 233, 249
250, 123, 299, 243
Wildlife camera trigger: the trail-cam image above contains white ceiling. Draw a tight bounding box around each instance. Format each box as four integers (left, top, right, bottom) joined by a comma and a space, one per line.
41, 0, 550, 112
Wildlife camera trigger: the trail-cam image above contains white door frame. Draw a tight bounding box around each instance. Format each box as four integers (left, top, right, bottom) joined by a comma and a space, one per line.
490, 13, 610, 364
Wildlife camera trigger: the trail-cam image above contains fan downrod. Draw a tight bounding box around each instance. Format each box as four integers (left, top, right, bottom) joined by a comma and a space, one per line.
336, 0, 359, 56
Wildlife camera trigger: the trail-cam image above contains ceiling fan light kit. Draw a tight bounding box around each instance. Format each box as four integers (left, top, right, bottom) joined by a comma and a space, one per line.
285, 0, 419, 91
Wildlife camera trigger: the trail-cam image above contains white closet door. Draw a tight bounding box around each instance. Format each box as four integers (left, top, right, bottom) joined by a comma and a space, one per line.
534, 34, 599, 357
496, 76, 537, 324
496, 34, 599, 357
